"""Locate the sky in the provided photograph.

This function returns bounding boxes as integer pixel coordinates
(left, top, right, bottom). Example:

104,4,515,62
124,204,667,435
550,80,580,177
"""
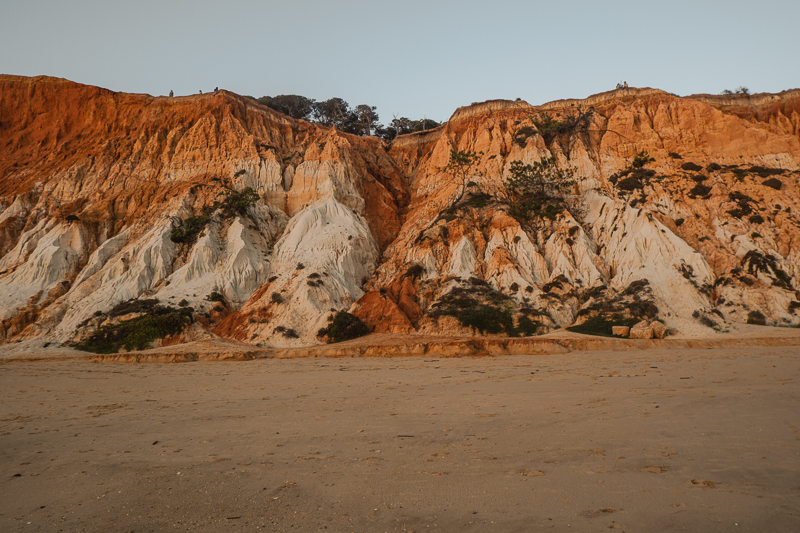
2,0,798,123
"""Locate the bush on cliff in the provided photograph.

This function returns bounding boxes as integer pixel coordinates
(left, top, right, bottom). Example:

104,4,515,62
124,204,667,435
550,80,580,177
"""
317,311,370,343
747,310,767,325
206,291,225,304
71,305,193,354
567,315,637,337
631,151,655,169
428,286,541,337
504,157,572,220
221,187,260,217
439,149,483,209
170,214,211,244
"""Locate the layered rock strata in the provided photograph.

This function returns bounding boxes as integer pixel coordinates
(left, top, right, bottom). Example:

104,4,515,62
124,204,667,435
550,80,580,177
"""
1,76,798,351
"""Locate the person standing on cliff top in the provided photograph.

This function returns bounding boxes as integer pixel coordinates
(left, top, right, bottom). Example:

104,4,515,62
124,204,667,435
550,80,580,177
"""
623,81,628,88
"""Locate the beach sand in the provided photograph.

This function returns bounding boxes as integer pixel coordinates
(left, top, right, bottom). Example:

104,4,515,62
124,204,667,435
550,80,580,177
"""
1,342,799,532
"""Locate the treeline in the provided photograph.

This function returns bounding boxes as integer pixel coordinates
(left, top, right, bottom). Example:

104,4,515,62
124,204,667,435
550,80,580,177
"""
246,94,440,140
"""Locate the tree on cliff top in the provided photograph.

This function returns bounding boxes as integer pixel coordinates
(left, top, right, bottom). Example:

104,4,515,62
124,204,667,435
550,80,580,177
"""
257,95,315,120
354,104,380,136
311,98,355,131
376,117,441,140
252,93,440,140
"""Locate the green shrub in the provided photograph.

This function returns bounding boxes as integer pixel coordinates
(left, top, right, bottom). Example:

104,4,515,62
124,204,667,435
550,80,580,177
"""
610,167,656,191
170,214,211,244
622,279,651,296
206,292,225,303
742,250,793,290
628,300,659,320
566,315,637,337
688,184,712,198
631,151,654,169
404,263,426,280
618,176,645,191
108,298,161,317
72,306,193,354
506,157,574,205
681,162,703,172
428,283,538,337
428,285,541,337
515,315,540,336
541,274,570,294
513,125,538,146
221,187,260,217
692,310,718,328
509,201,561,221
317,311,370,343
727,191,754,218
748,166,784,178
439,149,483,209
466,192,492,208
530,110,593,143
456,306,514,335
747,310,766,325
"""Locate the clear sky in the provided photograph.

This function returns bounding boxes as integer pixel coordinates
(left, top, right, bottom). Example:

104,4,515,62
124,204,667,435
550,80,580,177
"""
2,0,798,123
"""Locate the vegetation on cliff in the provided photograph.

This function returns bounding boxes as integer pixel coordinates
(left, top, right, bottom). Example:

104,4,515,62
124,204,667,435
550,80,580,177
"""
170,186,259,244
70,301,193,354
439,149,483,209
428,280,544,337
317,311,370,343
504,156,574,220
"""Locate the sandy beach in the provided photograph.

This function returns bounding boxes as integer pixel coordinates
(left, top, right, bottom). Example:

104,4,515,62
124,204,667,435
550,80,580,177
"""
1,339,799,532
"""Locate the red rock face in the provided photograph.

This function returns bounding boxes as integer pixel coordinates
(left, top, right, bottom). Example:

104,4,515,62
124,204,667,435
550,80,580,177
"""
362,89,800,337
1,77,799,351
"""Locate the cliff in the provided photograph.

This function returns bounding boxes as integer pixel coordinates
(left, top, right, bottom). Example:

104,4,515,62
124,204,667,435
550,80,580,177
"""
1,76,799,352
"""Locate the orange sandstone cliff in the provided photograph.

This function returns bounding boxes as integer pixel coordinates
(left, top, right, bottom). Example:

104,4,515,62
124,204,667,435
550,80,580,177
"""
1,76,798,351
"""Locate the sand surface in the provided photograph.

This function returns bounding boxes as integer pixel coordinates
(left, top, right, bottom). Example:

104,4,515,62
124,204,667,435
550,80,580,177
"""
1,344,799,532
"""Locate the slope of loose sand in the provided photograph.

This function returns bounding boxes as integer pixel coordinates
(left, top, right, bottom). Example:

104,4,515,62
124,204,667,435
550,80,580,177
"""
1,335,799,532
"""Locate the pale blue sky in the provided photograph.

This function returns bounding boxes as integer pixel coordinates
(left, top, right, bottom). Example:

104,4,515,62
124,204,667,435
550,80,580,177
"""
2,0,798,122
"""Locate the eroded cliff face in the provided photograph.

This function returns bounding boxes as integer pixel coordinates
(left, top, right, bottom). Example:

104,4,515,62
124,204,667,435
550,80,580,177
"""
0,77,798,351
0,76,407,347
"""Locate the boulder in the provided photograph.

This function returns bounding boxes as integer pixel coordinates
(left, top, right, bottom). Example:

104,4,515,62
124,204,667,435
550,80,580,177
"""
651,321,667,339
629,320,654,340
612,326,630,337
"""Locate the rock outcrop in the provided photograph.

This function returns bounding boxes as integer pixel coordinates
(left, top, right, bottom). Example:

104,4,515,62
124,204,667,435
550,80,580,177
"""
1,76,799,352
